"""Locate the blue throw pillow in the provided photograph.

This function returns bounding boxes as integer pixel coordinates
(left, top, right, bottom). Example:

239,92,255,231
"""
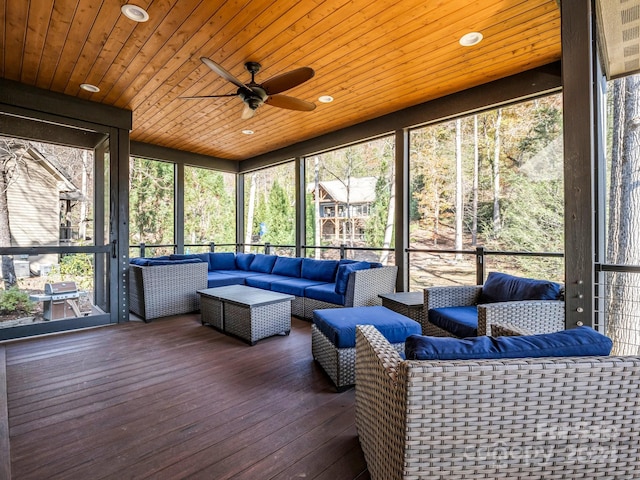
249,254,278,273
334,261,370,295
480,272,562,304
405,326,612,361
301,258,339,282
209,252,236,270
170,253,210,268
272,256,303,278
235,252,255,271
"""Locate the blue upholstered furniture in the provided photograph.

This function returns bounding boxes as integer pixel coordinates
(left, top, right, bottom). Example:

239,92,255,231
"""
424,272,565,337
354,325,632,480
312,306,421,390
129,253,398,321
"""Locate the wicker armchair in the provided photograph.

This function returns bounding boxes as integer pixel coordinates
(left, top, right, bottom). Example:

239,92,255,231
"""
423,284,565,337
355,325,640,480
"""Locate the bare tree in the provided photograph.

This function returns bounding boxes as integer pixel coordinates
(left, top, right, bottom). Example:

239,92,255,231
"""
492,109,503,233
606,75,640,355
0,139,28,288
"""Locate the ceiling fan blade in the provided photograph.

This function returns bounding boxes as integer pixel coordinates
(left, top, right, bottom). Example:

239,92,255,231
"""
261,67,315,95
265,94,316,111
179,94,238,100
241,104,256,119
200,57,246,90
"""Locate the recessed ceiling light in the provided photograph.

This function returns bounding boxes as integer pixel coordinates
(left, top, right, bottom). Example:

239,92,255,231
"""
242,130,254,135
318,95,334,103
459,32,483,47
121,4,149,22
80,83,100,93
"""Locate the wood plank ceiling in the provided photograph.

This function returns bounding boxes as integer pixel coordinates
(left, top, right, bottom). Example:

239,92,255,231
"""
0,0,561,161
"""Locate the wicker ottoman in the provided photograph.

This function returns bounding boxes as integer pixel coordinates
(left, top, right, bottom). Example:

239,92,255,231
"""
311,306,421,391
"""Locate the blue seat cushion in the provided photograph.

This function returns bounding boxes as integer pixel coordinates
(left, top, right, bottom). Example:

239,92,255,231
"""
405,326,613,361
314,306,421,348
428,306,478,338
334,261,370,295
209,252,237,271
235,252,255,271
480,271,562,304
304,283,344,306
272,256,303,278
214,269,261,280
301,258,339,282
249,254,278,273
207,272,245,288
245,274,292,290
270,278,327,297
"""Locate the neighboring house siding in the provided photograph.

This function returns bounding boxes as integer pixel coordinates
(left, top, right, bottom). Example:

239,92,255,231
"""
7,157,61,270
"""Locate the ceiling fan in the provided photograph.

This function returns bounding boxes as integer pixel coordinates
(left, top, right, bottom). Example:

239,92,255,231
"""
182,57,316,119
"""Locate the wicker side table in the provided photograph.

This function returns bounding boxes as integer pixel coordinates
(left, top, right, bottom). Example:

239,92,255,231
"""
379,291,427,334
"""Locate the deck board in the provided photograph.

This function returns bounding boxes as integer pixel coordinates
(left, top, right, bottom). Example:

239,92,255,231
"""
5,315,368,480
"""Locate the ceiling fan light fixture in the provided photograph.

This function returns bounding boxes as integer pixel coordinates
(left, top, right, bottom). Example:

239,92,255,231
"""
80,83,100,93
318,95,334,103
121,4,149,22
242,130,254,135
459,31,483,47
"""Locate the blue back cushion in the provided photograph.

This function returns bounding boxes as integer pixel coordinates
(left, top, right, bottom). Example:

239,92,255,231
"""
249,254,278,273
170,253,210,268
334,261,370,295
405,326,613,361
209,252,236,271
235,252,255,271
272,256,303,278
301,258,339,282
130,258,203,266
480,272,562,304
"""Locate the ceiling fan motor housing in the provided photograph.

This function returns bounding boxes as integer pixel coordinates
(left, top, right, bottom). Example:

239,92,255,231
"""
238,86,268,110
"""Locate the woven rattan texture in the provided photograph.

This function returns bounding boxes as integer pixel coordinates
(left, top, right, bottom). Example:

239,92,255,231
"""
128,262,208,321
477,300,565,336
224,300,291,345
200,296,224,330
312,324,404,390
356,325,640,479
490,321,534,337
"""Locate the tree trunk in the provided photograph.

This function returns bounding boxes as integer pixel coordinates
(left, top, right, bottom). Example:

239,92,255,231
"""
472,115,479,246
0,167,16,288
455,119,463,260
244,173,257,252
606,76,640,355
492,109,503,233
79,150,89,240
380,161,395,265
314,157,321,259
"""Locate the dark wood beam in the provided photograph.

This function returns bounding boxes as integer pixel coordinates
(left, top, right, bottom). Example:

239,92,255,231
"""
0,113,106,148
0,78,132,131
240,62,562,171
561,1,595,328
131,141,239,173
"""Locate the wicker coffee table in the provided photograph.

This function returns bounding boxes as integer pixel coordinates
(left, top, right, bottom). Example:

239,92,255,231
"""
198,285,294,345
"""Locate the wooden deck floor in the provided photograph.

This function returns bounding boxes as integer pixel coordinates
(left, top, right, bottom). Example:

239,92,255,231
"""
1,315,370,480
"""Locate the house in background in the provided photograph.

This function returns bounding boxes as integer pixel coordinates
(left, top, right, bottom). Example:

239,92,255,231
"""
5,145,82,276
309,176,377,242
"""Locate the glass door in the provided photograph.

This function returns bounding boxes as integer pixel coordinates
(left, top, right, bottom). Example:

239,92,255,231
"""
0,115,117,340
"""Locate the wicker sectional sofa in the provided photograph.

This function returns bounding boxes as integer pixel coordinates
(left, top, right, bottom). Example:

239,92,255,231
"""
129,252,398,321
